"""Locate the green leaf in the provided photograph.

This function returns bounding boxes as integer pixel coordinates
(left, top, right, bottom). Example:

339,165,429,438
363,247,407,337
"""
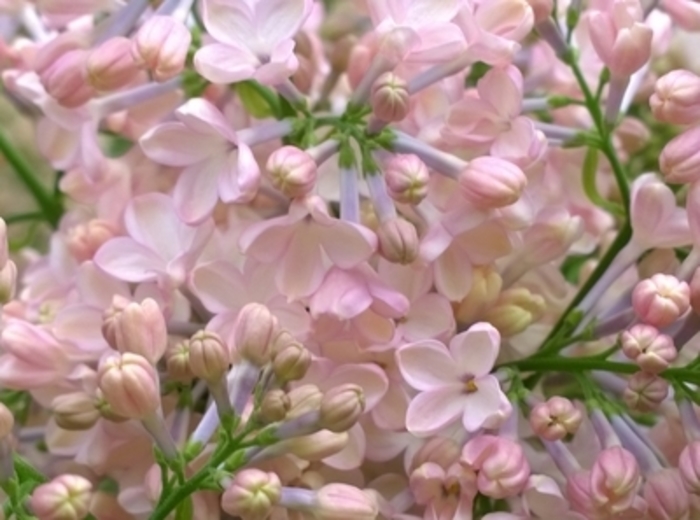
235,81,276,119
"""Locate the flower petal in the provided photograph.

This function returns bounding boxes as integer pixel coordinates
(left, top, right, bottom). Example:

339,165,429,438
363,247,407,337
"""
461,375,507,432
254,0,313,47
449,322,501,376
406,387,466,436
140,122,224,166
396,340,460,390
316,221,377,268
202,0,255,48
218,145,260,203
330,363,389,411
401,293,455,341
173,159,222,224
275,229,325,300
94,237,164,282
194,43,259,84
190,260,249,313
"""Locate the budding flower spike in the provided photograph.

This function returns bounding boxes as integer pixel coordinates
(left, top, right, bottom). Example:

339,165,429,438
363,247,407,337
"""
5,0,700,518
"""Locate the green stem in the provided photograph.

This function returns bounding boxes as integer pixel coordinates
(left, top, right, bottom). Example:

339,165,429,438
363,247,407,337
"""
0,130,62,227
2,212,44,225
503,356,638,375
13,455,46,484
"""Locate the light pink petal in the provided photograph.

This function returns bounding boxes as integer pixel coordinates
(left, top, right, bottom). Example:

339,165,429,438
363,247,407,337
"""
461,375,507,432
94,238,164,282
371,380,410,431
255,0,313,47
401,293,455,341
478,65,523,120
266,295,311,338
396,340,460,390
361,265,410,318
433,244,474,302
37,117,79,170
190,260,249,313
175,97,238,142
353,309,396,345
323,423,365,470
406,387,466,436
218,145,260,203
0,356,58,388
329,363,389,411
173,159,221,224
407,23,466,63
75,261,130,309
316,221,377,268
420,222,454,262
194,43,259,84
140,122,224,167
276,231,326,300
405,0,462,25
239,217,297,262
253,40,299,85
124,193,182,259
364,418,412,462
201,0,255,48
449,322,500,376
310,268,372,319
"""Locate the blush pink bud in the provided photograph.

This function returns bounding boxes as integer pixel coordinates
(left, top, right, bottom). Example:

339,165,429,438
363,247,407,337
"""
371,72,410,122
101,295,130,349
30,474,92,520
529,396,583,441
0,260,17,304
188,330,230,382
165,340,193,382
410,437,461,472
109,298,168,364
221,469,281,520
40,49,94,108
566,471,597,518
679,441,700,494
97,352,161,420
528,0,554,23
66,220,116,263
376,217,419,264
0,218,7,268
644,469,690,520
624,372,669,412
266,146,317,198
650,70,700,125
589,446,642,514
660,126,700,184
383,154,429,204
315,484,378,520
235,303,279,366
272,342,311,382
132,15,191,82
0,403,13,440
87,37,141,91
259,389,290,423
632,274,690,328
462,436,530,499
520,209,583,265
51,392,100,431
620,324,677,373
288,384,323,416
319,384,365,433
458,157,527,209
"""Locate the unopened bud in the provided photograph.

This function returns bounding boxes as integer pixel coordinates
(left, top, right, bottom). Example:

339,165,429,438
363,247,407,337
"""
461,435,530,499
623,372,669,412
0,260,17,304
188,330,230,382
94,388,128,423
482,287,546,337
258,389,291,424
288,384,323,417
282,430,349,460
0,403,13,439
40,49,94,107
615,117,651,156
106,298,168,364
51,392,99,431
315,483,378,520
272,342,311,382
165,340,193,382
221,469,281,520
589,446,642,513
87,36,141,91
266,146,317,198
30,474,92,520
376,217,418,264
679,441,700,494
620,324,677,373
459,157,527,209
319,384,365,432
644,469,690,520
455,265,502,325
371,72,410,122
235,303,278,366
520,208,583,265
632,274,690,328
651,69,700,126
97,352,161,420
383,154,429,205
132,15,191,83
660,126,700,185
529,396,583,441
66,220,116,263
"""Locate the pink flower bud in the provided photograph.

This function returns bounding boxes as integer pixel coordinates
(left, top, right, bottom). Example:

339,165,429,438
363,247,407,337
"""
410,437,461,472
0,218,7,269
679,441,700,494
529,396,583,441
566,471,598,518
319,384,365,433
165,340,193,383
221,469,281,520
315,483,378,520
51,392,99,431
188,330,230,382
458,157,527,209
660,126,700,184
461,435,530,499
86,36,141,91
30,474,92,520
644,469,690,520
371,72,410,122
589,446,642,514
650,70,700,125
662,0,700,32
621,324,677,373
281,430,349,460
132,15,191,83
40,49,94,107
588,2,653,78
106,298,168,364
288,384,323,416
0,260,16,304
266,146,317,198
383,154,429,205
520,208,583,265
259,389,290,423
528,0,554,23
624,372,669,412
0,403,13,440
376,217,419,264
632,274,690,328
272,342,311,382
234,303,278,366
66,220,116,263
97,352,161,420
